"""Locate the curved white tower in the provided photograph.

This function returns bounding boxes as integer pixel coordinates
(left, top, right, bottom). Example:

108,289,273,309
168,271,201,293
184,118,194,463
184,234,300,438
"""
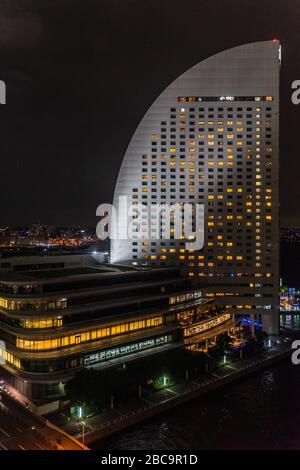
111,41,280,334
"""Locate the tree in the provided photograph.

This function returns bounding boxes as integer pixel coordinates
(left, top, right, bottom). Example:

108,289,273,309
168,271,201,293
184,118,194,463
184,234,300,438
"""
66,368,106,407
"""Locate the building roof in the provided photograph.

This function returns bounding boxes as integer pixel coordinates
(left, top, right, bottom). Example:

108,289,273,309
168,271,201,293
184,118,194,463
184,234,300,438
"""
0,263,180,285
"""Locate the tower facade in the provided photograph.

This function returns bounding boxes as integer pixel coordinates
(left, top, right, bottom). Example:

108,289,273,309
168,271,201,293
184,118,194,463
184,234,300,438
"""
111,41,280,334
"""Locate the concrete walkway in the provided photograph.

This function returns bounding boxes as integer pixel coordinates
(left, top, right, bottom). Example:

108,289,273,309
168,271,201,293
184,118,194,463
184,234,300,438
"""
54,340,292,445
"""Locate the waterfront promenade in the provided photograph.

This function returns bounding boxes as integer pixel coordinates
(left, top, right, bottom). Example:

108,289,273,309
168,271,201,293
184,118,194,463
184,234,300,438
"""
55,340,292,445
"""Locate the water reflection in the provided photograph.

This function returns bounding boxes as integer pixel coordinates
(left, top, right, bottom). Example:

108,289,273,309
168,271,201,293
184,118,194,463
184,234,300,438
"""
94,316,300,450
281,313,300,330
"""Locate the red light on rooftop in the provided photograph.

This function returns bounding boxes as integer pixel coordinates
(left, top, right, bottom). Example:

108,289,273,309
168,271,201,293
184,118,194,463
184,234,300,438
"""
272,38,279,43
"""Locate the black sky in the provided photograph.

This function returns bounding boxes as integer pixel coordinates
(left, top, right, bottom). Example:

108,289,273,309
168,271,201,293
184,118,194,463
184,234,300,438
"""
0,0,299,227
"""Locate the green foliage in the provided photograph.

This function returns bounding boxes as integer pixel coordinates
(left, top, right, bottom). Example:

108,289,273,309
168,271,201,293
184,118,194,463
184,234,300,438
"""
65,349,210,407
65,368,106,407
208,332,233,357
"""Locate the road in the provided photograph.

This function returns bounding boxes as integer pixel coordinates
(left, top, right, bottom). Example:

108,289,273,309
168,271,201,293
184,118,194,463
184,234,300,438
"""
0,385,87,450
0,401,52,450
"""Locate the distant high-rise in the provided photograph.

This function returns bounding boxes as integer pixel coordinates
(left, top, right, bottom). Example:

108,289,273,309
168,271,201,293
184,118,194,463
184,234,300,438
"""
111,41,280,334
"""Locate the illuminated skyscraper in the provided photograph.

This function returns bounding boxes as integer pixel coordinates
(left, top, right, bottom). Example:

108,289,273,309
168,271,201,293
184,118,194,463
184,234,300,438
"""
111,41,280,334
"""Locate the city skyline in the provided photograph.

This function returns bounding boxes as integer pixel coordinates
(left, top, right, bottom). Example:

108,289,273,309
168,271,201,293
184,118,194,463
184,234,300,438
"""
0,1,299,454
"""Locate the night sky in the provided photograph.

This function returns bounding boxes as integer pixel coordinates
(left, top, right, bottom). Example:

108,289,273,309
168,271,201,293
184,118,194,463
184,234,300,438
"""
0,0,299,228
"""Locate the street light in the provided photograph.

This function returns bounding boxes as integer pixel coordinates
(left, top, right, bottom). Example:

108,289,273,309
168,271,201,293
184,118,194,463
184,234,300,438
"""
80,421,86,445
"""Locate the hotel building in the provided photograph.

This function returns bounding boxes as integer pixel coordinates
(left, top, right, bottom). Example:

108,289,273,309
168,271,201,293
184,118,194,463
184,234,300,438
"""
111,41,280,335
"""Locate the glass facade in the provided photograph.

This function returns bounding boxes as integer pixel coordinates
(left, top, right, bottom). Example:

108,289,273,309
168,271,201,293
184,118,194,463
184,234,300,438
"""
15,315,164,350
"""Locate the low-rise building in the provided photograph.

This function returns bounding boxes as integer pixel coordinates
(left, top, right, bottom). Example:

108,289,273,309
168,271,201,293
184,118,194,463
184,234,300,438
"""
0,254,230,406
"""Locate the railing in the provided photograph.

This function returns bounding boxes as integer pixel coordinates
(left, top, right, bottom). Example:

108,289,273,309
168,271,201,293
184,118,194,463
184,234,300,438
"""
78,345,291,440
